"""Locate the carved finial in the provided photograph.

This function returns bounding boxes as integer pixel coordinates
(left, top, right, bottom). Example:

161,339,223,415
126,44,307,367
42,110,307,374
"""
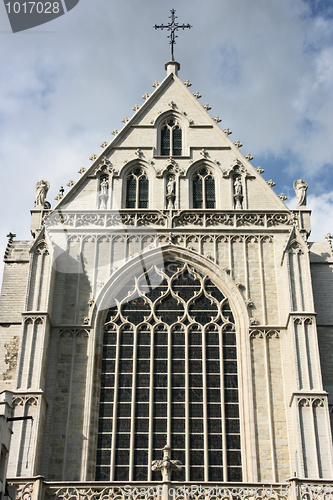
152,81,160,88
132,104,140,111
200,148,209,158
203,103,211,110
89,154,98,161
54,186,64,201
183,80,192,87
267,179,276,187
78,167,86,174
151,445,182,482
168,101,177,109
245,154,253,161
67,180,75,188
142,93,151,100
278,193,288,201
223,128,232,135
234,141,243,148
100,142,109,148
256,166,265,174
193,91,202,99
135,149,143,158
293,179,308,207
213,116,221,123
6,232,16,241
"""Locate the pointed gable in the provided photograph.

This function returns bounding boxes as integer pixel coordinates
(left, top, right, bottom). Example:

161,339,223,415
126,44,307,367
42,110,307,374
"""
54,67,288,213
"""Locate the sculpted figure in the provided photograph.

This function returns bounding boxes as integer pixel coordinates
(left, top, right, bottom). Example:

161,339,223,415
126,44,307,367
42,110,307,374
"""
100,177,108,196
167,176,176,195
233,176,243,209
99,177,109,209
293,179,308,207
234,176,242,195
35,180,50,207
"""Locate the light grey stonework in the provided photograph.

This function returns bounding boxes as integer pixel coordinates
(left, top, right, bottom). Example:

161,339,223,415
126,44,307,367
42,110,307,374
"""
1,61,332,495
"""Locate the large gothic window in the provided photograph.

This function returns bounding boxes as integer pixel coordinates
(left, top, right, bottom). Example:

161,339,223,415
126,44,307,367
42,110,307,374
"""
193,168,215,208
160,118,182,156
125,168,149,208
96,261,242,483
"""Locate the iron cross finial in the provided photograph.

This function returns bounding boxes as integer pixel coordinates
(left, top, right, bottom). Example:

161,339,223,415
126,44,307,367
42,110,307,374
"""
154,9,192,61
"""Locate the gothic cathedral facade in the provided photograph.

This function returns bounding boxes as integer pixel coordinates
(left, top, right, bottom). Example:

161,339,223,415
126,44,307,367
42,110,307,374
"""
0,60,333,498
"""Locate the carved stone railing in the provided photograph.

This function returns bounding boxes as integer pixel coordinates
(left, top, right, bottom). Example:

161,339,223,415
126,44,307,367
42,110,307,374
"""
43,210,298,231
7,478,333,500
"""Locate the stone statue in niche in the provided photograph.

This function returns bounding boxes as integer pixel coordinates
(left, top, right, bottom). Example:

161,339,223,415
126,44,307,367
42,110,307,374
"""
99,176,109,209
293,179,308,207
35,180,50,208
233,176,243,209
166,175,176,209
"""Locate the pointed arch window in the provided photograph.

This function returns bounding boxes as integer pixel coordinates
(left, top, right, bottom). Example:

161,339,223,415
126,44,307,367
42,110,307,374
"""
126,168,149,208
96,261,242,483
160,118,182,156
193,168,215,208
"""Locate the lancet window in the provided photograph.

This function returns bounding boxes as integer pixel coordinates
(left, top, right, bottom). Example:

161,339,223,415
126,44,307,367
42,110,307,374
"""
96,261,242,483
160,118,182,156
125,168,149,208
192,168,215,208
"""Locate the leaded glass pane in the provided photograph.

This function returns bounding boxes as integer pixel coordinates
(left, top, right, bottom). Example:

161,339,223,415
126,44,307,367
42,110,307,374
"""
161,126,170,155
205,175,215,208
126,175,136,208
193,176,203,208
173,126,182,156
138,176,148,208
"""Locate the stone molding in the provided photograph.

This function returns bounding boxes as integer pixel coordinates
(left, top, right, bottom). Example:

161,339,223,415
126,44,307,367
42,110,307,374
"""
44,210,294,230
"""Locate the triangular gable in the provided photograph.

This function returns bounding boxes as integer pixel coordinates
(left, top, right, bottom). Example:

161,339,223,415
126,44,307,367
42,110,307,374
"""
51,68,290,212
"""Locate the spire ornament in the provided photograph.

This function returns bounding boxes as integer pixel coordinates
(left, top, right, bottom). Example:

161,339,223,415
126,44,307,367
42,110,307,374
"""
154,9,192,61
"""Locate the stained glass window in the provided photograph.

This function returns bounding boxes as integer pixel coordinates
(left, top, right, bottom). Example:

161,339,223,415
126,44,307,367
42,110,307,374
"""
125,168,148,209
160,118,182,156
96,261,242,482
193,168,215,208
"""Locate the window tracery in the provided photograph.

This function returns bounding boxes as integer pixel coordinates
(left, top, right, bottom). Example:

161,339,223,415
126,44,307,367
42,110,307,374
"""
96,261,242,482
125,168,149,208
160,118,182,156
192,168,215,209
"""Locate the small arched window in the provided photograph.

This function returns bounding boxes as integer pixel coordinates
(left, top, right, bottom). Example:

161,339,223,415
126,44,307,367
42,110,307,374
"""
160,118,182,156
126,168,149,208
193,168,215,208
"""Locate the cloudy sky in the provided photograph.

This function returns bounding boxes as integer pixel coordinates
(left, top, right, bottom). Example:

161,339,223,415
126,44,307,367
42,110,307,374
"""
0,0,333,277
